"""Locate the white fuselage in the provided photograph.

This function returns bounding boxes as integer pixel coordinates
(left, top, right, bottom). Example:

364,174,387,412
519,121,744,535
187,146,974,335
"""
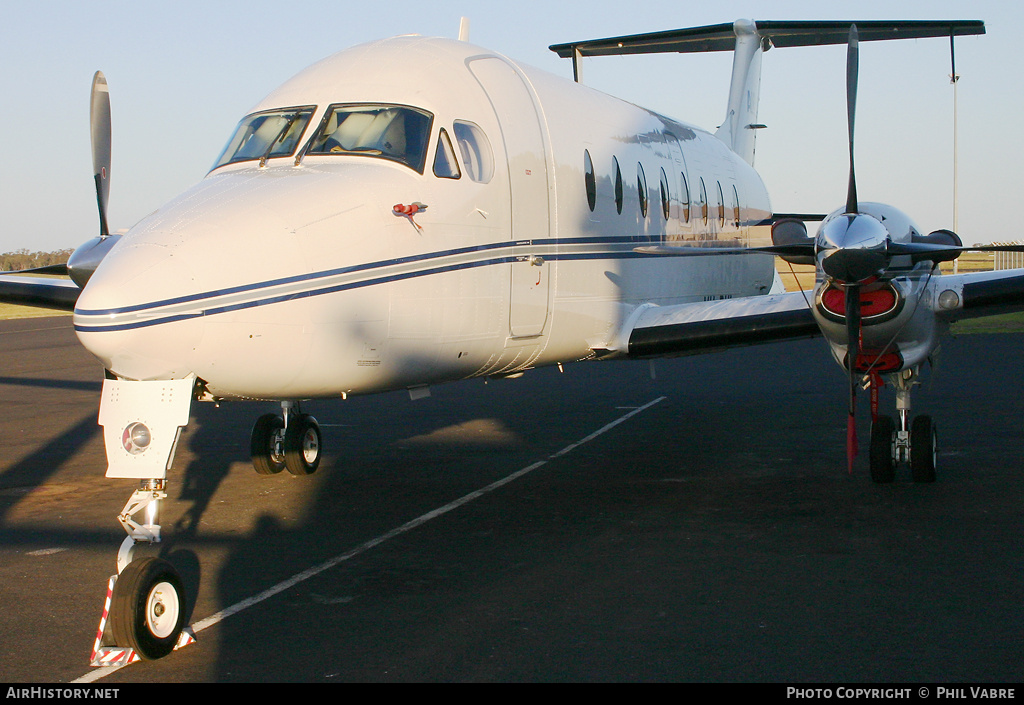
73,36,773,400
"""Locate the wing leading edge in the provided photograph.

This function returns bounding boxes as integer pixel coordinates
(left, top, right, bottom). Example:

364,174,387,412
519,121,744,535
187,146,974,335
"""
619,291,819,359
0,276,80,311
939,269,1024,321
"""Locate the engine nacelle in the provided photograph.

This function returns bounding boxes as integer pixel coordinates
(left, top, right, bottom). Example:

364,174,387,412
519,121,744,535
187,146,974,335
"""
67,234,121,288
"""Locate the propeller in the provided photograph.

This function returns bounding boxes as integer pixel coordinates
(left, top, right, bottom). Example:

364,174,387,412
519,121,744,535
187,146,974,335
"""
845,26,859,216
66,71,120,288
2,72,114,284
841,25,863,473
90,71,112,239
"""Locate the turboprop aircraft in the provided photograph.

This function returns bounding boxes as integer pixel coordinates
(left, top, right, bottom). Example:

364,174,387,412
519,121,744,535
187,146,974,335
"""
3,18,1024,664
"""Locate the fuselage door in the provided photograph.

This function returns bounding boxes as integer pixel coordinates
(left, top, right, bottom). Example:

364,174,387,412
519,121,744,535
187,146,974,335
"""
469,57,551,338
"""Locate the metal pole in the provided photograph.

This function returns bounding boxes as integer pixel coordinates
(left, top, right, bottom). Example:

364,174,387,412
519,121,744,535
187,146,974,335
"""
950,32,960,273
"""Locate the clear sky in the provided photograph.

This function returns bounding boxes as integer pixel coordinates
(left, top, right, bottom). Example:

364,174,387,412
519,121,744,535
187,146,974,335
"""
1,0,1020,250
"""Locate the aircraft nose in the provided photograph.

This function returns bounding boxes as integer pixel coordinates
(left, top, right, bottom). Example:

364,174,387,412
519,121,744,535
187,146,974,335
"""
74,240,205,381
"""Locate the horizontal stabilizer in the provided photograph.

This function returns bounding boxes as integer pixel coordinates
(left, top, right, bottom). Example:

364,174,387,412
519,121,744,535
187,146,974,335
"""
550,20,984,58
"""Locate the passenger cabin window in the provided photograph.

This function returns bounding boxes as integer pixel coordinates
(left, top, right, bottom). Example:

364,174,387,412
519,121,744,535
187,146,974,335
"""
699,178,708,225
716,181,726,227
584,150,596,212
305,104,433,173
213,106,316,169
681,172,691,223
659,168,670,221
433,129,461,179
637,163,648,218
613,157,623,214
732,185,741,228
453,121,494,183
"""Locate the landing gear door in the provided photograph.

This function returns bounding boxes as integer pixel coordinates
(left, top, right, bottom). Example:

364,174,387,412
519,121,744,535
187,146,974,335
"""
469,57,551,338
99,377,195,479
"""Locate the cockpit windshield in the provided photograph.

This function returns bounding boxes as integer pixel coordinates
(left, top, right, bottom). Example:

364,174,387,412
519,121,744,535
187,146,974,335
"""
213,106,316,169
303,104,433,173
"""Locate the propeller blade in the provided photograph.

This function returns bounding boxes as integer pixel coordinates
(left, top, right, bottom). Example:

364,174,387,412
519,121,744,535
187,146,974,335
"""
845,25,859,215
885,240,1024,264
90,71,111,238
0,264,70,277
845,283,861,473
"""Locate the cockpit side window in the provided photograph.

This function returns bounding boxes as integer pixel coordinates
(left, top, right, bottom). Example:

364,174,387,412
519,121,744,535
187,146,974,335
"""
452,121,494,183
304,104,433,173
433,129,461,179
213,106,316,169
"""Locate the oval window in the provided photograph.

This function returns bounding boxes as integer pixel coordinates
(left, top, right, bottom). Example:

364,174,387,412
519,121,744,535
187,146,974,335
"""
659,168,670,221
732,184,741,228
637,163,648,218
717,181,726,227
699,178,708,225
681,172,691,223
584,150,596,212
613,157,623,215
453,121,494,183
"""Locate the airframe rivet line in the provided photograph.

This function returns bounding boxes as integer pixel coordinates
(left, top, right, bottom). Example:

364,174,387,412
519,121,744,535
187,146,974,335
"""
72,395,667,683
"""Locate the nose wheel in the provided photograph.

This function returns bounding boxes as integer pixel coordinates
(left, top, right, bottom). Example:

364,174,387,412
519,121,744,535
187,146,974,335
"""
250,403,321,476
108,557,186,661
910,415,937,483
867,368,937,483
869,415,896,483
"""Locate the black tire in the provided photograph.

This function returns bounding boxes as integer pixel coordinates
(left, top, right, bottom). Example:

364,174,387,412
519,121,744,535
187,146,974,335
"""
911,415,937,483
109,558,186,660
284,414,321,476
251,413,285,475
869,415,896,483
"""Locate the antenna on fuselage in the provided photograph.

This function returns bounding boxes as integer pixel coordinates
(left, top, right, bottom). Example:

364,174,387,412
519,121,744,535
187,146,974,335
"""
458,17,470,42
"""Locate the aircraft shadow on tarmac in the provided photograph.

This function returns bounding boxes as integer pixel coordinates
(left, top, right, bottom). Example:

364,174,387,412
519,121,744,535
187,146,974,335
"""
3,330,1023,681
95,333,1024,682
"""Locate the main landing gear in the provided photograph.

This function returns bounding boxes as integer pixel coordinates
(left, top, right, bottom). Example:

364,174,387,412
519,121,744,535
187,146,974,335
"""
868,367,937,483
250,401,322,476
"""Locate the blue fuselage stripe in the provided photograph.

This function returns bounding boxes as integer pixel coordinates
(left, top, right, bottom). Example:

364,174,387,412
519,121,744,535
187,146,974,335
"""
73,236,666,333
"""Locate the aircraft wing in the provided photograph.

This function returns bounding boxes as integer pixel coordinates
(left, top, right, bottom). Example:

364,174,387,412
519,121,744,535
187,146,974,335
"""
606,290,819,359
0,275,80,311
936,269,1024,321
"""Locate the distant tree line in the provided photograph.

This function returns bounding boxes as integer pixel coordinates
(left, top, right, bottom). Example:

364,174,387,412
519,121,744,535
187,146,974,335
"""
0,248,74,272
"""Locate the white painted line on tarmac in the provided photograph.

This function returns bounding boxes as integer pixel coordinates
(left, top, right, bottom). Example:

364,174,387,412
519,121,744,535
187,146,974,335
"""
74,395,666,683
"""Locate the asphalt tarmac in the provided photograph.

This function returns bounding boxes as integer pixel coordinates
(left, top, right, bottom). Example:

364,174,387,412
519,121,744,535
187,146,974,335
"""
1,316,1022,683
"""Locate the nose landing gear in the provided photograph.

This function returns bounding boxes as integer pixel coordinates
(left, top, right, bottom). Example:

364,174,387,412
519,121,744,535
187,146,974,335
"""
90,376,196,666
868,367,937,483
91,480,195,666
